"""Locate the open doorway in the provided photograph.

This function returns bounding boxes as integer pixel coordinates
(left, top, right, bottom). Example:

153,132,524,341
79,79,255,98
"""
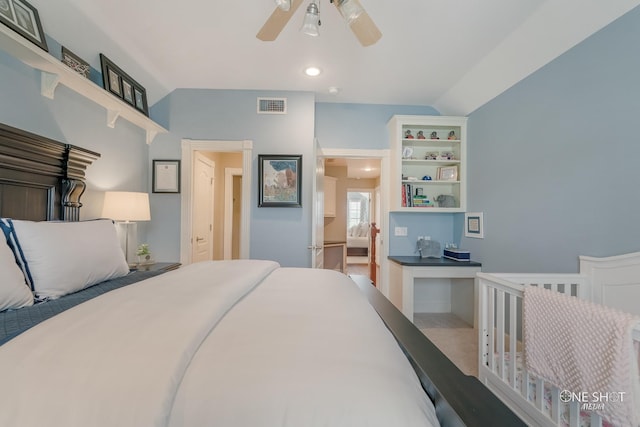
323,156,382,283
346,190,371,265
180,139,252,265
193,151,242,261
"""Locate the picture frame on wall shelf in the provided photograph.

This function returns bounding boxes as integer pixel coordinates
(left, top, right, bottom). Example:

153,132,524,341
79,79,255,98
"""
152,160,180,194
61,46,90,78
99,53,149,116
437,165,458,181
0,0,48,51
258,154,302,208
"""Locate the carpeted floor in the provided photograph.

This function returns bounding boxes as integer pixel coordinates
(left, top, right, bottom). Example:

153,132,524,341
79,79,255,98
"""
420,327,478,377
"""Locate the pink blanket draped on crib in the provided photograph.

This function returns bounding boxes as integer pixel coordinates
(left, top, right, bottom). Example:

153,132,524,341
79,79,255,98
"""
523,285,640,427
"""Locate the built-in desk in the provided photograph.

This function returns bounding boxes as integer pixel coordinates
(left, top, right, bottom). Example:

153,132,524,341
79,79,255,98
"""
388,256,482,326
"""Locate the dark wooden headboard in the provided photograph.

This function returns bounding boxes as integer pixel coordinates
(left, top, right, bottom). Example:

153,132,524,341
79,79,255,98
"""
0,123,99,221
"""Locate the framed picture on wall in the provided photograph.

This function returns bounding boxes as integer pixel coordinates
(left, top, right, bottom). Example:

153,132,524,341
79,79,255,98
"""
258,154,302,207
152,160,180,193
465,212,484,239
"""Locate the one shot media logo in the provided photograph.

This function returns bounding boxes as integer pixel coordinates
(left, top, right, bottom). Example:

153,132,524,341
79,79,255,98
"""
559,390,627,411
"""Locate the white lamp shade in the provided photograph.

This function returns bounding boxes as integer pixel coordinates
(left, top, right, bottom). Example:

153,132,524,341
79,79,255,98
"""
102,191,151,222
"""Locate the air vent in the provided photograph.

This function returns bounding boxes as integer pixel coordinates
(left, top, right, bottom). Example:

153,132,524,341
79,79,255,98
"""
257,98,287,114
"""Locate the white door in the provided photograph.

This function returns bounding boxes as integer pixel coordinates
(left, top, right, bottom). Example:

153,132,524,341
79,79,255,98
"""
311,139,324,268
191,152,214,263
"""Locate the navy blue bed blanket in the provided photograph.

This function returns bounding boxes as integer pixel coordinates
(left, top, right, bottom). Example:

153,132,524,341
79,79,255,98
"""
0,269,165,345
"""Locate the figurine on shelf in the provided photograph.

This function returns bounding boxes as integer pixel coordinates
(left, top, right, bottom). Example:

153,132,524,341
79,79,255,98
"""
417,130,426,139
448,130,457,140
430,131,439,139
405,130,414,139
424,152,438,160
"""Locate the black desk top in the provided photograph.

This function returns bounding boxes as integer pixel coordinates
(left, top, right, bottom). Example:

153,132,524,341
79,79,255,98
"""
388,255,481,267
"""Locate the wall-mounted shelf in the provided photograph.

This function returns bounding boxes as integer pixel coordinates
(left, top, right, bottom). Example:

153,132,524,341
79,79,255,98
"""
0,25,167,144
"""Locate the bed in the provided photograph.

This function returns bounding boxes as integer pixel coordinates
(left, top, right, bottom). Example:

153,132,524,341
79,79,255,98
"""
478,255,640,427
0,122,525,427
347,222,370,256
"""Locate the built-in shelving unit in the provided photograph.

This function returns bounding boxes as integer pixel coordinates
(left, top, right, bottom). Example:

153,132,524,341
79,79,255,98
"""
388,115,468,212
0,25,167,144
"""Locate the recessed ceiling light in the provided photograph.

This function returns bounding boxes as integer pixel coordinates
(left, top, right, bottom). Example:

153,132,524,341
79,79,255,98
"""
304,67,321,77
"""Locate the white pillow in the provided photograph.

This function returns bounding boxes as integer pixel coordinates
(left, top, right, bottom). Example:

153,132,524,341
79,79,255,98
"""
0,239,33,311
357,223,369,237
10,219,129,300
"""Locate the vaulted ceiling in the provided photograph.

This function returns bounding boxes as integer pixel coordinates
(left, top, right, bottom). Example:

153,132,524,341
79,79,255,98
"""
27,0,640,115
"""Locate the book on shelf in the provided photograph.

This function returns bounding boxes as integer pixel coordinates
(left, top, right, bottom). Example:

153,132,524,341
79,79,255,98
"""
402,183,433,207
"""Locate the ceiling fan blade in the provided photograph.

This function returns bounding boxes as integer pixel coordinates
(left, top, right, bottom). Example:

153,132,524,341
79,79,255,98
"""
332,0,381,47
257,0,304,41
349,9,381,46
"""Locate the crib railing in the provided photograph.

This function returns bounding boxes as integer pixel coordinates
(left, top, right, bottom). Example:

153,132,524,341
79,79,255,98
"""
477,272,633,427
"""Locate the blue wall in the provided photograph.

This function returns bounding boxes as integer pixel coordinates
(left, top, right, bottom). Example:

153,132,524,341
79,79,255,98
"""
3,4,640,272
148,98,441,266
315,103,438,149
462,6,640,273
0,50,150,227
148,89,316,267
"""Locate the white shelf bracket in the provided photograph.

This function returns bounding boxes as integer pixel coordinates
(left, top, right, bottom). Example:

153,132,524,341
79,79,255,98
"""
40,71,60,99
145,129,158,145
106,109,120,128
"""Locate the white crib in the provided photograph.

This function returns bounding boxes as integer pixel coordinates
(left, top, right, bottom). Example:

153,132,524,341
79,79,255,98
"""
478,252,640,427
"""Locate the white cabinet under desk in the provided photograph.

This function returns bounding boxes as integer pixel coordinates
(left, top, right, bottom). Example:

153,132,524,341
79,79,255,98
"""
388,256,481,327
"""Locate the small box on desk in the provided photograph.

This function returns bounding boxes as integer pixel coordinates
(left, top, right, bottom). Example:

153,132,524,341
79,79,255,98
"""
443,248,470,261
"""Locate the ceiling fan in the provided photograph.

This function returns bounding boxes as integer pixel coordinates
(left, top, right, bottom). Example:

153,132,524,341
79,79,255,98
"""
257,0,381,47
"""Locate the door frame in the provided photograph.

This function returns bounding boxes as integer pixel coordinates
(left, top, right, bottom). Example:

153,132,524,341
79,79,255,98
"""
315,148,390,297
311,138,324,268
224,167,243,260
180,139,252,265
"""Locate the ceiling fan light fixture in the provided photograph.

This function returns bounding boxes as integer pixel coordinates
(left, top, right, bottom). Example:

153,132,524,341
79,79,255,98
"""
274,0,291,11
300,1,320,37
336,0,363,24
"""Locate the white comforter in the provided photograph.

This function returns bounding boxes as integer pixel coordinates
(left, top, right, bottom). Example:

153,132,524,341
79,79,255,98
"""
0,260,438,427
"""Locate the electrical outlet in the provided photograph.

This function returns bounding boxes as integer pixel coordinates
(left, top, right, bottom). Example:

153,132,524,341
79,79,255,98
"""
394,226,408,236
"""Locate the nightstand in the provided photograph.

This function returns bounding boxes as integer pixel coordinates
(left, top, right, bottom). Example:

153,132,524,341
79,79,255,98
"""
133,262,181,272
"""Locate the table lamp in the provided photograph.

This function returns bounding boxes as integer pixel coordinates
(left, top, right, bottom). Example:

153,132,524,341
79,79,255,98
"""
102,191,151,266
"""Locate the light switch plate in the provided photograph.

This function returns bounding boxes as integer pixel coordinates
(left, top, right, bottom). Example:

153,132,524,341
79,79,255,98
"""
394,226,408,236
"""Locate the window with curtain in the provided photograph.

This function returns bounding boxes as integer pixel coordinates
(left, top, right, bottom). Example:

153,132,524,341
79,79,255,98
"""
347,191,370,229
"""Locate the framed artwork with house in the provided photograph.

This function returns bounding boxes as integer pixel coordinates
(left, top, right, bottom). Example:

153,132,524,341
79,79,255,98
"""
258,154,302,207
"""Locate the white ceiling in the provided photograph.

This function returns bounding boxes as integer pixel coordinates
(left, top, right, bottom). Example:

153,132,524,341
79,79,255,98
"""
326,157,380,179
27,0,640,115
